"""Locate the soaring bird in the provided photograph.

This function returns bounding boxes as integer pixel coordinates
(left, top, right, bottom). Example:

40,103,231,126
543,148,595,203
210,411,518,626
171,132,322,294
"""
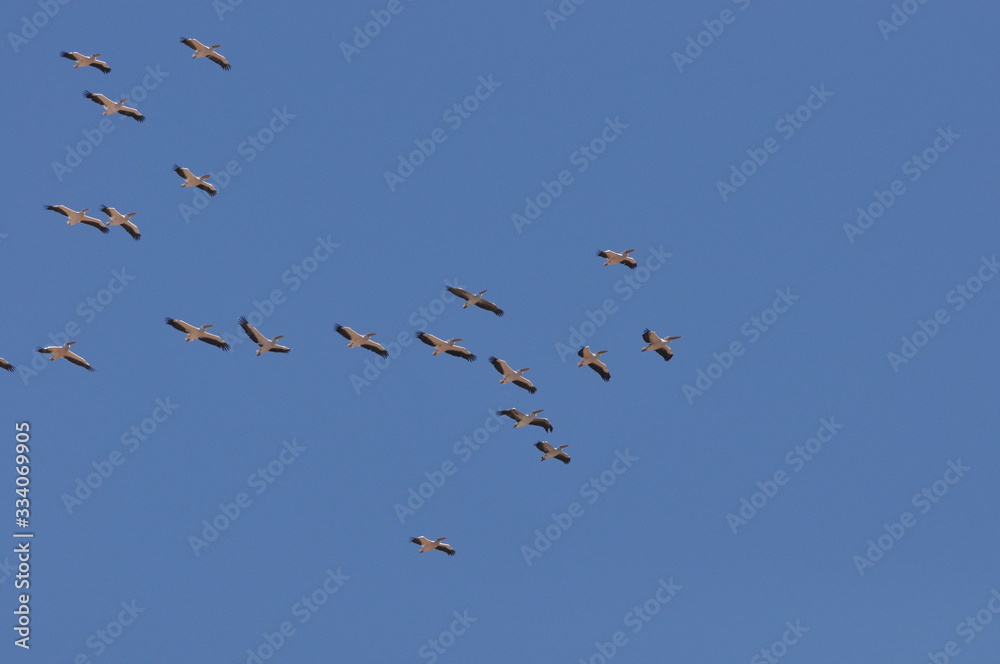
534,441,571,464
173,165,217,196
83,91,144,122
642,329,682,362
99,205,141,240
416,332,476,361
597,249,637,269
0,358,14,373
410,536,455,556
335,325,389,358
489,357,536,393
498,408,552,432
578,346,610,382
180,37,231,70
447,287,504,317
36,342,94,371
165,318,230,350
45,205,108,233
239,317,291,355
61,51,110,73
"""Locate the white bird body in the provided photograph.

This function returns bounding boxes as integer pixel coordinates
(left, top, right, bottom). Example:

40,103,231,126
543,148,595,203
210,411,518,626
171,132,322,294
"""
173,165,217,196
100,205,141,240
416,332,476,361
578,346,611,381
239,317,291,355
597,249,637,269
410,536,455,556
447,287,504,316
335,325,388,358
180,38,231,70
61,51,110,73
642,329,682,362
36,342,94,371
489,357,536,393
165,318,230,350
45,205,108,233
84,91,144,121
535,441,571,464
498,408,552,432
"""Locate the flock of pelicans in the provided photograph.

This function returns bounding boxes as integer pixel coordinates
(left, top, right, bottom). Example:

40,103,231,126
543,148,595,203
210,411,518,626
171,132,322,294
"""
12,41,683,558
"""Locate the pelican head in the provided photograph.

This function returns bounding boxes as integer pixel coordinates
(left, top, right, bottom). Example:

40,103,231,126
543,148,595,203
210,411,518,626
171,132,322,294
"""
450,338,463,343
81,208,89,212
203,324,214,329
66,341,77,346
273,335,285,341
530,410,543,416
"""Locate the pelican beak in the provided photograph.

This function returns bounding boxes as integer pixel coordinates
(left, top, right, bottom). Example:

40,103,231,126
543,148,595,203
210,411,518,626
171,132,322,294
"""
204,324,214,329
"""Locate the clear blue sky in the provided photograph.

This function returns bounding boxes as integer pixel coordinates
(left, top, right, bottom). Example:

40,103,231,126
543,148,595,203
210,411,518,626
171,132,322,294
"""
3,0,999,661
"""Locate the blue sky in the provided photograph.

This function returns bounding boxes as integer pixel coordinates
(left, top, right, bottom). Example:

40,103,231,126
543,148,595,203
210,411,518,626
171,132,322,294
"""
3,0,999,661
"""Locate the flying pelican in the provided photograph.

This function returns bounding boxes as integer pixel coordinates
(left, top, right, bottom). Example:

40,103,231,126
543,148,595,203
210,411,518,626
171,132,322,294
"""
36,342,94,371
498,408,552,432
642,329,682,362
60,51,110,73
335,325,388,358
0,358,14,373
416,332,476,361
45,205,108,233
447,287,504,317
578,346,610,382
83,91,144,122
597,249,637,269
410,536,455,556
99,205,141,240
535,441,571,464
173,165,217,196
165,318,230,350
489,357,536,393
239,317,291,355
180,38,231,70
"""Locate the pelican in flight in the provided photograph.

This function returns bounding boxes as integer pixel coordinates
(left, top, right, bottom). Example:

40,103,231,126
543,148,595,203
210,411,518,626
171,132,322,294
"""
334,325,388,358
447,287,504,317
535,441,571,464
597,249,637,269
578,346,610,382
180,38,231,70
61,51,110,73
36,342,94,371
165,318,230,350
0,358,14,373
498,408,552,432
84,91,144,122
99,205,141,240
642,329,681,362
416,332,476,361
410,536,455,556
45,205,108,233
489,357,536,393
239,317,290,355
173,165,217,196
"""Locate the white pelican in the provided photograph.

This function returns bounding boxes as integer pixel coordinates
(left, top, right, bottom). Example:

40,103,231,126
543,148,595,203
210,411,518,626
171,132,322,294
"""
335,325,388,358
597,249,637,269
642,329,681,362
36,342,94,371
489,357,536,393
239,316,291,355
83,91,144,122
173,165,217,196
165,318,230,350
410,536,455,556
180,37,232,70
535,441,571,464
498,408,552,432
447,287,504,317
45,205,108,233
0,358,14,373
577,346,610,382
60,51,110,73
416,332,476,362
99,205,141,240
